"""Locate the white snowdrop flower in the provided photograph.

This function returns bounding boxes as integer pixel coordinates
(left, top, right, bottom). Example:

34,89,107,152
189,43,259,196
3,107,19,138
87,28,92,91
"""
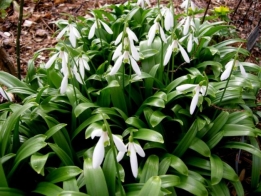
73,55,90,84
137,0,151,8
180,0,196,11
109,50,141,76
45,52,59,69
0,87,12,101
164,40,190,66
60,73,69,94
88,19,113,39
117,141,145,178
187,33,198,52
220,60,247,81
147,21,167,46
163,8,174,31
45,50,68,71
56,21,81,48
91,128,126,168
176,84,207,115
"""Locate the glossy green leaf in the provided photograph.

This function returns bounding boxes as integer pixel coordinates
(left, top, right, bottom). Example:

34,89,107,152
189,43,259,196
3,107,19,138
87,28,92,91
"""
45,166,82,183
74,103,98,117
48,143,74,166
138,176,161,196
222,142,261,158
158,157,171,175
59,191,90,196
160,175,180,188
63,178,78,191
231,181,244,196
30,153,52,175
175,176,208,196
140,155,159,183
189,137,211,157
209,180,230,196
33,182,63,196
149,111,167,128
249,137,261,189
84,158,109,196
8,134,47,178
210,155,223,185
0,187,25,196
165,154,188,176
222,124,258,137
134,129,163,143
125,117,147,129
45,123,67,139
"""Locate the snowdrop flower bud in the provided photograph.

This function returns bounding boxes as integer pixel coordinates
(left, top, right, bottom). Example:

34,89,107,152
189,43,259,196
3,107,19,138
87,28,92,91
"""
73,55,90,84
180,0,196,11
137,0,151,8
163,8,174,31
91,127,127,168
176,84,207,115
147,21,167,46
117,141,145,178
88,19,113,39
220,60,247,81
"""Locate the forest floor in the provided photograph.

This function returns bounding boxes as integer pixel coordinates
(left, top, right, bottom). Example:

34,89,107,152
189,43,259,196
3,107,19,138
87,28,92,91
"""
0,0,261,195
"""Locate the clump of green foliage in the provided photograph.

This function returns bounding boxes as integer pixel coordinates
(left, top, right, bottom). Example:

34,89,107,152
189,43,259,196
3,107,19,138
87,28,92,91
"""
0,0,261,195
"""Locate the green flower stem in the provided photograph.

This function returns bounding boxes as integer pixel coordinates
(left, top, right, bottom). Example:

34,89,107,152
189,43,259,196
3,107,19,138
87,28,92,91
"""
102,115,125,196
159,39,164,82
171,51,175,81
95,17,104,58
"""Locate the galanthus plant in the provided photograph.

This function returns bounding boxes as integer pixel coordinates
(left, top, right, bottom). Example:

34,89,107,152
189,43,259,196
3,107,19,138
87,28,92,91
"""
1,0,261,196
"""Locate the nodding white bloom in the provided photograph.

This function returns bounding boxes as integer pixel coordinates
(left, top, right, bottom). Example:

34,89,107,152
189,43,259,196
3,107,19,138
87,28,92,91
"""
220,60,247,81
0,87,12,101
180,0,196,11
72,55,90,84
179,16,195,35
147,21,167,46
45,50,69,94
187,33,198,52
176,84,207,115
88,19,113,39
56,21,81,48
137,0,151,8
162,7,174,31
91,128,127,168
164,40,190,66
117,141,145,178
110,30,141,75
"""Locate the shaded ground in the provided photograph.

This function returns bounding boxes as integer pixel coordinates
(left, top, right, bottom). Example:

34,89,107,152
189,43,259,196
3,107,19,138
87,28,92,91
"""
0,0,261,195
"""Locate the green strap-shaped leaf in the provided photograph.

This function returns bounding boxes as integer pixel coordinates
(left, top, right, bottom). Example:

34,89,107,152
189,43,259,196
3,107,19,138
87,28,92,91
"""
48,143,74,166
158,157,171,175
45,123,67,139
140,155,159,183
231,181,244,196
8,134,47,178
45,166,82,183
207,131,224,149
189,137,211,157
0,71,30,89
208,180,230,196
63,178,79,191
1,102,37,156
173,119,198,157
30,153,52,175
175,176,208,196
83,158,109,196
33,182,63,196
59,191,90,196
0,187,25,196
165,154,188,176
138,176,161,196
0,162,8,187
160,175,180,188
222,142,261,158
249,137,261,189
149,111,167,128
125,117,147,129
223,124,258,137
134,129,163,143
74,103,98,118
210,155,223,185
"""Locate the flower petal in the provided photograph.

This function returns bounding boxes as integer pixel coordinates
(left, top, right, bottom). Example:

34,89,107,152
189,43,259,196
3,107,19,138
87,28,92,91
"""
92,136,105,168
130,42,139,61
109,54,124,75
60,74,68,94
178,43,190,63
159,26,167,43
91,129,103,139
69,29,77,47
115,32,123,45
56,27,68,40
112,135,127,152
88,22,97,39
187,34,193,52
129,55,141,75
183,16,190,35
164,9,173,31
117,151,126,162
190,85,200,115
112,44,123,60
176,84,197,92
133,143,145,157
129,143,138,178
73,66,83,84
238,62,247,77
45,52,59,69
220,60,233,81
200,86,207,96
126,27,138,42
71,25,80,38
100,20,113,34
147,23,157,46
163,44,173,66
145,0,151,6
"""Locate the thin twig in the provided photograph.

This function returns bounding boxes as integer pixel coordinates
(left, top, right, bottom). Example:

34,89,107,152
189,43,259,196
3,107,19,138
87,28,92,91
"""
16,0,24,80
